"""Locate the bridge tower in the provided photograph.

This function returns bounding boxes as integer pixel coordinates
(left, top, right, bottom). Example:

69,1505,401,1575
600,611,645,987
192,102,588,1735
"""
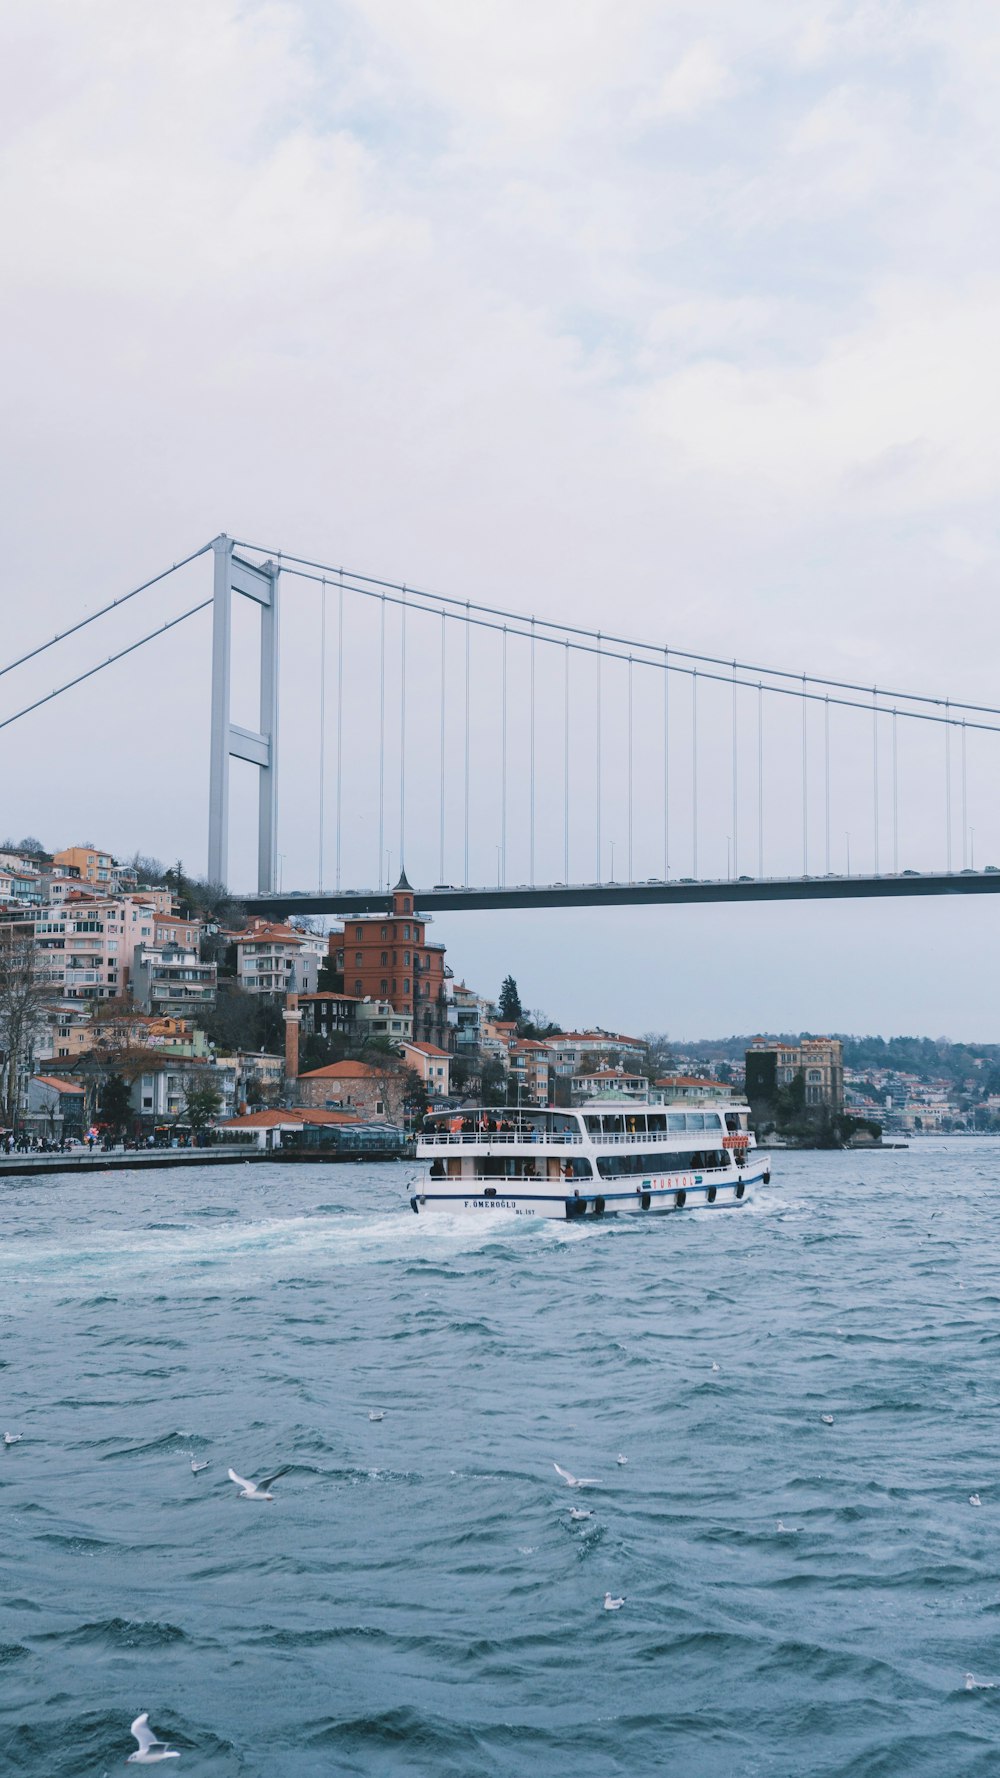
207,534,281,893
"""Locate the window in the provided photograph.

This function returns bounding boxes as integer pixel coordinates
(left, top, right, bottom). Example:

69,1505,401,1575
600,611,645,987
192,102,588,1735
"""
355,951,363,964
403,951,410,965
404,980,410,995
381,927,387,939
381,979,388,995
376,1100,385,1114
354,979,363,995
381,952,388,966
355,926,363,939
403,925,410,939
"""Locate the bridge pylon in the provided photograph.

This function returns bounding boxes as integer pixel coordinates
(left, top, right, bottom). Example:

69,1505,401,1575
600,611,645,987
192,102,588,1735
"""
207,535,281,893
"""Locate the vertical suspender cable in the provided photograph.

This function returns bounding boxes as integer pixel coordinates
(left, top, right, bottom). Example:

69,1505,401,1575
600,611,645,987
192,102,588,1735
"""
335,573,344,892
563,641,570,883
439,610,447,884
318,578,327,891
692,669,699,879
378,595,386,888
757,683,764,877
663,647,669,879
892,708,899,876
961,720,968,870
399,588,407,874
529,618,536,886
731,661,738,880
945,698,952,871
464,605,471,886
627,655,634,882
824,696,831,876
872,687,879,875
801,676,808,876
596,635,603,881
500,625,508,887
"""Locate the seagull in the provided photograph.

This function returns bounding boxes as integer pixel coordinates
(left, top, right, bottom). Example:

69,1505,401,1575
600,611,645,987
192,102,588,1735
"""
553,1462,598,1488
616,1453,628,1466
776,1521,802,1533
965,1672,997,1690
127,1712,179,1763
835,1327,844,1335
3,1432,22,1446
368,1410,384,1422
228,1465,290,1501
970,1494,982,1507
711,1362,721,1372
821,1414,834,1426
603,1593,625,1610
189,1456,210,1474
569,1507,593,1520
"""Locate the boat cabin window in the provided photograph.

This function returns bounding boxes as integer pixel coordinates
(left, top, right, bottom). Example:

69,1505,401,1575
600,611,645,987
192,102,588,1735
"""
596,1148,731,1178
725,1110,748,1133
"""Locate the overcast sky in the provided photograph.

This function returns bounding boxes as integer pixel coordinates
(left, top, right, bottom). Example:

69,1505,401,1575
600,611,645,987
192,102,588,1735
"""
3,1,1000,1038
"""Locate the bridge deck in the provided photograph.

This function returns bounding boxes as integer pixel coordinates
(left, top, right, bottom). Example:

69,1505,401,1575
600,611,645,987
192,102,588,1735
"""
245,870,1000,918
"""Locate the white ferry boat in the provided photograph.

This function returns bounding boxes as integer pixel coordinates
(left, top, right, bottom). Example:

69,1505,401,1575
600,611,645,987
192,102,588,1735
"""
410,1097,769,1219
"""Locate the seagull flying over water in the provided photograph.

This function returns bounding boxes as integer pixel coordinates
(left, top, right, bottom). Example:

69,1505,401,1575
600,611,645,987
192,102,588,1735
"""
228,1465,290,1500
966,1672,997,1690
3,1432,22,1446
603,1593,625,1610
127,1712,179,1763
553,1462,598,1488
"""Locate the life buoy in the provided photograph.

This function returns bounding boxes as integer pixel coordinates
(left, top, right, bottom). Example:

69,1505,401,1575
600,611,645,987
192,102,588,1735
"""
410,1196,419,1214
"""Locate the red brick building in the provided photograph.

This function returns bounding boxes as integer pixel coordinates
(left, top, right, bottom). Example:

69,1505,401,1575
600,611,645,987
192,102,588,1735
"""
327,873,449,1048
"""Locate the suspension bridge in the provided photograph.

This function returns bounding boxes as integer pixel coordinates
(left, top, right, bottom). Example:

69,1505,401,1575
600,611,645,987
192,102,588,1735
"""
4,531,999,916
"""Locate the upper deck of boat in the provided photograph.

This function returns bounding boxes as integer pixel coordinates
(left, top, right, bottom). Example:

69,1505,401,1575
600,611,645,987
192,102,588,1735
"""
417,1100,749,1150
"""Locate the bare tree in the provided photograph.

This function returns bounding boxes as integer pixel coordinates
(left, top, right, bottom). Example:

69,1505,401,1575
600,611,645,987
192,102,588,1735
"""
0,930,55,1127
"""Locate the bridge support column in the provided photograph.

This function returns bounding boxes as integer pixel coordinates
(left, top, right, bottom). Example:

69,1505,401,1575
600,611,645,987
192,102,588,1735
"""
207,535,281,893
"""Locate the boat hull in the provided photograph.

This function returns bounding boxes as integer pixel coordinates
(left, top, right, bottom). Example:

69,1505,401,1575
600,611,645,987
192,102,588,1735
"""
410,1168,763,1219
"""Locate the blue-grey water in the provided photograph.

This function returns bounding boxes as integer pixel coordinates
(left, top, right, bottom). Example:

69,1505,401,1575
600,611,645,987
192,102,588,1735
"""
2,1144,999,1776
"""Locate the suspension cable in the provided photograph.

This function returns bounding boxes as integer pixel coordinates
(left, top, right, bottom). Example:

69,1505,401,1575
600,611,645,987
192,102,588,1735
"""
378,596,385,889
439,610,447,885
663,647,669,880
824,696,831,876
692,669,699,879
530,619,536,886
269,562,999,734
336,573,344,893
0,600,210,734
731,661,738,880
596,636,603,881
399,588,407,875
233,538,996,721
318,578,327,891
464,606,471,886
0,542,212,685
802,677,808,876
627,655,634,883
872,687,879,875
563,641,570,883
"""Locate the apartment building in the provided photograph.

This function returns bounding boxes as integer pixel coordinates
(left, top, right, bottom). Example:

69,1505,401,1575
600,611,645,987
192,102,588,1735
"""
52,845,114,887
233,920,319,995
543,1031,648,1077
130,939,217,1016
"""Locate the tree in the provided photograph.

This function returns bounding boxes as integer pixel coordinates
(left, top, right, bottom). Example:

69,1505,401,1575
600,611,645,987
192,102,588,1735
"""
0,931,55,1127
498,975,523,1022
182,1075,223,1133
100,1072,133,1137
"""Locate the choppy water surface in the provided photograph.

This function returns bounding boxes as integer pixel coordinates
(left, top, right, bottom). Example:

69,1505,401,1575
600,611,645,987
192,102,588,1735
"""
2,1145,1000,1776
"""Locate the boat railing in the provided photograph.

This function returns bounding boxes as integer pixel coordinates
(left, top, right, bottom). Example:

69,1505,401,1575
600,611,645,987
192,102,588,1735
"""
418,1130,583,1147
